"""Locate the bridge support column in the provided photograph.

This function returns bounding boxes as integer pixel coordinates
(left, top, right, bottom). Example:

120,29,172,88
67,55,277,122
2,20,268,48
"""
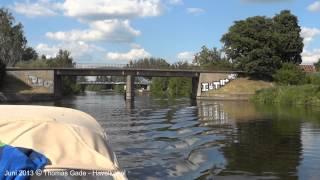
191,77,199,100
125,75,134,100
54,72,62,98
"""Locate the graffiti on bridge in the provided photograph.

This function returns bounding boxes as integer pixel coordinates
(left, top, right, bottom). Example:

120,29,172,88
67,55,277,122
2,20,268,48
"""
27,75,53,88
201,74,237,92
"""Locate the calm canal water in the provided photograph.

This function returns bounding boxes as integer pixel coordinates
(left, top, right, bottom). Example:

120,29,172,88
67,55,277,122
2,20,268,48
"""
11,92,320,180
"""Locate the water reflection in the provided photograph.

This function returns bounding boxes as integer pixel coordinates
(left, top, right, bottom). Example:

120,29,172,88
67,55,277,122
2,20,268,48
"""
3,93,320,180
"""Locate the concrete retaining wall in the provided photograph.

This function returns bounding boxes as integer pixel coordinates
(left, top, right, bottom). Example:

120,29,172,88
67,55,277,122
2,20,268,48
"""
197,73,251,100
197,73,232,97
6,70,54,93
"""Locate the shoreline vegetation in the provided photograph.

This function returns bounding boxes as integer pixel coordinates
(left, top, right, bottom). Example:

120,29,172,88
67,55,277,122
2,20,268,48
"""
252,73,320,106
252,85,320,106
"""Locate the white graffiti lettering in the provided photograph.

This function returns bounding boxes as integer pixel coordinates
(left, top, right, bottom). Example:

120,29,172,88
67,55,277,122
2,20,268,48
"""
201,74,238,92
28,75,53,88
201,83,209,92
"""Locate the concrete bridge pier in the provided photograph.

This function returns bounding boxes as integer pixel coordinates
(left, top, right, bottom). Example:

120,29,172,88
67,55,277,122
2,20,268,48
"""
54,73,62,98
125,75,135,101
191,76,199,100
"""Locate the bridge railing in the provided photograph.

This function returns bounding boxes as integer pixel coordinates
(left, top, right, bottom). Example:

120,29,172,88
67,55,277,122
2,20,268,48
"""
75,64,128,69
74,63,235,71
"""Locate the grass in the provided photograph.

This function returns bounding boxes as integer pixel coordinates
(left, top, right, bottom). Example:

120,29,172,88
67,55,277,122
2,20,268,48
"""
252,85,320,106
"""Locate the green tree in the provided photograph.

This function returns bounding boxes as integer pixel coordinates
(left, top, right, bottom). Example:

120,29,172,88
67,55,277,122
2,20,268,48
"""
221,10,303,79
168,77,192,97
272,10,303,64
0,8,27,66
194,46,222,65
273,63,306,85
47,50,79,95
47,50,74,68
171,61,190,69
22,47,38,61
150,77,169,97
129,57,170,69
193,46,233,70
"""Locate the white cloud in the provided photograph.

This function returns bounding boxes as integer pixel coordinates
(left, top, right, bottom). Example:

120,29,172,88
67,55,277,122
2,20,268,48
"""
300,27,320,64
308,1,320,12
46,19,140,42
186,8,205,15
35,41,103,60
13,0,62,17
177,51,195,62
13,0,164,19
106,48,151,62
301,27,320,46
302,49,320,64
62,0,163,20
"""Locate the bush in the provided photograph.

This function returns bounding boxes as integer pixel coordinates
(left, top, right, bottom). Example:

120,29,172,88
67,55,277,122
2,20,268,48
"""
314,59,320,71
307,73,320,85
15,59,49,68
0,60,6,87
150,77,168,97
253,85,320,106
273,63,306,85
168,77,192,97
114,85,124,93
61,77,81,96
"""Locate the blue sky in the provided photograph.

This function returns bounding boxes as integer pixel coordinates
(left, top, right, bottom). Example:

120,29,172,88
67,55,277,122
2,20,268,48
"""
1,0,320,64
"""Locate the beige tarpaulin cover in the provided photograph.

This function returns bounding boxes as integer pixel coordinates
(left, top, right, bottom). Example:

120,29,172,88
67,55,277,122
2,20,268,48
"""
0,105,127,180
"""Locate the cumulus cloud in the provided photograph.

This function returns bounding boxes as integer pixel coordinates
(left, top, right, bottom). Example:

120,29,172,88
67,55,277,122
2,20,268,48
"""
301,27,320,46
46,19,140,42
13,0,163,19
302,49,320,64
301,27,320,64
177,51,195,62
13,0,62,17
186,8,205,15
35,41,103,60
106,48,151,62
308,1,320,12
61,0,163,21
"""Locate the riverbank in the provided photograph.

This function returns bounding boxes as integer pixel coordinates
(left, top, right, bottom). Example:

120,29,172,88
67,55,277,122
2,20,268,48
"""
252,85,320,106
0,92,55,102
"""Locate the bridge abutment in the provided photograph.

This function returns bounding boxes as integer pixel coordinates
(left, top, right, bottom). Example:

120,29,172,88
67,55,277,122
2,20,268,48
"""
125,75,135,101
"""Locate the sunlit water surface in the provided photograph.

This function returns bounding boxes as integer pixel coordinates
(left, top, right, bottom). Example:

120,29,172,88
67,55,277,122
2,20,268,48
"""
8,92,320,180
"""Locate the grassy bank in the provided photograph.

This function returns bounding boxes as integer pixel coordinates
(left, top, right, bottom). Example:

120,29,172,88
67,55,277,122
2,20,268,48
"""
252,85,320,106
201,78,274,96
